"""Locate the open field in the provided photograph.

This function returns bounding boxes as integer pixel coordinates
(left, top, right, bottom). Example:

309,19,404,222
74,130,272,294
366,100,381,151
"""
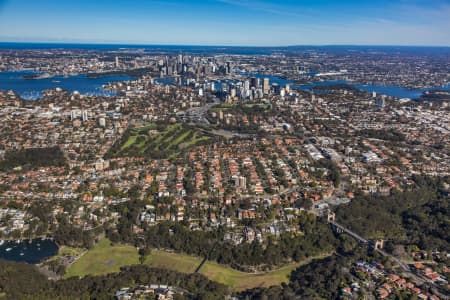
109,123,214,159
145,250,201,273
65,240,330,291
146,250,330,291
64,239,139,278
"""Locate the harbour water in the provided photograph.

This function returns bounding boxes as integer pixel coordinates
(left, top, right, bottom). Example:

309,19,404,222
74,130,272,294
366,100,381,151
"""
241,73,445,99
0,71,135,100
0,70,446,101
0,238,58,264
294,80,431,99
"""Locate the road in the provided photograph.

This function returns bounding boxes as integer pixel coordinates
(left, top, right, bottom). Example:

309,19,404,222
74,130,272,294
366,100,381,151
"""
330,221,449,298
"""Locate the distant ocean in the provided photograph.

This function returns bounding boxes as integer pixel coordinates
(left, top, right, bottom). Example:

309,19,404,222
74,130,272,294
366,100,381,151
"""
1,42,449,55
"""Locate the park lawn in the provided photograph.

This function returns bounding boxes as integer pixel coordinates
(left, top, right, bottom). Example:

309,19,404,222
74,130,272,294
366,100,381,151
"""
145,250,202,274
65,241,330,291
201,253,332,291
145,250,331,291
64,238,139,278
199,261,297,291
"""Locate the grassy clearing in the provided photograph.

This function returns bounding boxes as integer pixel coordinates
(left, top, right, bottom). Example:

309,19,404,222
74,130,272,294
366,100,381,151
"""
65,240,329,291
64,239,139,278
201,260,298,291
145,250,201,274
146,250,330,291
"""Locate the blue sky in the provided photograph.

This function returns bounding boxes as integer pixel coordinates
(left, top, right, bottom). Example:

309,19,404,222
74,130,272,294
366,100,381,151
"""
0,0,449,46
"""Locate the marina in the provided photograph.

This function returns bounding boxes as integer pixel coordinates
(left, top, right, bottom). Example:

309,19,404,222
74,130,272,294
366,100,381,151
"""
0,238,58,264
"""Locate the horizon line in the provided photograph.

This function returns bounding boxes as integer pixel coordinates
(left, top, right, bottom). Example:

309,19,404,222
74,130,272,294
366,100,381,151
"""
1,41,450,49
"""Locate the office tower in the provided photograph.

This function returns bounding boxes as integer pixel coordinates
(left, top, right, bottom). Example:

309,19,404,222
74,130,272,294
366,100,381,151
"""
263,78,270,94
250,77,259,88
230,88,236,98
98,117,106,127
82,110,88,122
375,96,386,108
226,61,232,74
372,91,377,98
272,83,280,95
115,56,120,68
244,80,250,91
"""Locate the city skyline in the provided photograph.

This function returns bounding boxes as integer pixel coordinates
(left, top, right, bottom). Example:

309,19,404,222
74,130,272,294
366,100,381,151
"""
0,0,450,46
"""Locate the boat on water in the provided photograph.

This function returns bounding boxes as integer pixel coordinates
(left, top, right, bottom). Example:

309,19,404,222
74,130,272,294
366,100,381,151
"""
5,248,12,252
15,240,21,244
0,240,4,246
20,253,24,256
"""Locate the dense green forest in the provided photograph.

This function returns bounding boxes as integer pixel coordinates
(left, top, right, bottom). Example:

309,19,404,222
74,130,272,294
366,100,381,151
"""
336,176,450,251
0,147,66,171
0,260,228,299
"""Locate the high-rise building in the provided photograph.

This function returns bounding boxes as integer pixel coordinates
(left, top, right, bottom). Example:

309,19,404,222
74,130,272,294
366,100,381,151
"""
230,88,236,98
98,117,106,127
82,110,88,122
226,61,232,74
250,77,259,88
263,78,270,94
115,56,120,68
272,83,280,95
244,80,250,91
375,96,386,108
